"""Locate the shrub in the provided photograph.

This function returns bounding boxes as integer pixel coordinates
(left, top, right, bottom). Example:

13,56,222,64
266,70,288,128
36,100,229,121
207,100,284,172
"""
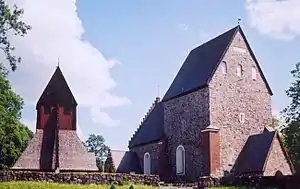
110,184,116,189
129,184,134,189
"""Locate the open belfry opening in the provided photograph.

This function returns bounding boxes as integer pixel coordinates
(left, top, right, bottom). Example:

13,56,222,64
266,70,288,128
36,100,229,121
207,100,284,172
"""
12,66,98,172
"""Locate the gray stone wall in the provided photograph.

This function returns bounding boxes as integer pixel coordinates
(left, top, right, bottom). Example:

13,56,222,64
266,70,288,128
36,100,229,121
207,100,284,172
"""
131,140,165,175
0,171,160,186
164,87,210,182
209,31,272,176
264,137,293,176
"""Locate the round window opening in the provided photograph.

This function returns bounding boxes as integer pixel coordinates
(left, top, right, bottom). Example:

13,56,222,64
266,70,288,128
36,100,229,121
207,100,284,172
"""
239,113,245,123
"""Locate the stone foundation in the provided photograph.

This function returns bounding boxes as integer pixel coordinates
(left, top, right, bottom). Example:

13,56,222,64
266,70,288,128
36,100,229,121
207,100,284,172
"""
0,171,159,186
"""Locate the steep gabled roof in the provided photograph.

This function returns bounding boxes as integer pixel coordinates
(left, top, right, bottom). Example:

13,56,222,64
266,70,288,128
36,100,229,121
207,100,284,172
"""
233,131,275,174
162,25,272,102
36,66,77,108
107,150,141,173
128,98,164,148
233,130,295,175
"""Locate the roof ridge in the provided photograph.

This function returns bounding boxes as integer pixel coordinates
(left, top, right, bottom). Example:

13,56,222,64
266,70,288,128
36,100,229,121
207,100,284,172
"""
192,25,239,52
129,97,160,143
162,25,240,102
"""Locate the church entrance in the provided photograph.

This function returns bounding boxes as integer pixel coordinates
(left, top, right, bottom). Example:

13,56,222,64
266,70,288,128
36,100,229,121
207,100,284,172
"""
143,153,151,174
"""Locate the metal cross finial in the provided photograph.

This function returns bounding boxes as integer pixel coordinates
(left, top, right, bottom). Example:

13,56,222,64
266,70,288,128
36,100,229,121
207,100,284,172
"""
57,57,60,67
238,18,241,25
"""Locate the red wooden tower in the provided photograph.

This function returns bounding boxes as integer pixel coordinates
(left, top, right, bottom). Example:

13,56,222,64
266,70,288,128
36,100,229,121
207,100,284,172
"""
12,66,98,172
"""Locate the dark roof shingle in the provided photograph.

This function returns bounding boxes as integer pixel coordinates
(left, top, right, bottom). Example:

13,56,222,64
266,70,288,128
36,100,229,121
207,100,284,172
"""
162,26,238,101
36,66,77,108
233,131,276,174
162,25,272,102
128,102,164,148
109,150,141,173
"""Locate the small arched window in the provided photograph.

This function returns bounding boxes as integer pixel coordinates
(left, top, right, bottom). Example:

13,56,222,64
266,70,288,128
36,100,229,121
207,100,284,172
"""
221,61,227,74
176,145,185,175
237,64,242,77
143,152,151,174
239,113,245,123
252,66,257,80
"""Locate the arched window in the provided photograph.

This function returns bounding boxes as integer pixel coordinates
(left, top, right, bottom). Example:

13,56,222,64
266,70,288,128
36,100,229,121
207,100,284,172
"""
176,145,185,175
239,113,245,123
252,66,257,80
143,152,151,174
221,61,227,74
237,64,242,77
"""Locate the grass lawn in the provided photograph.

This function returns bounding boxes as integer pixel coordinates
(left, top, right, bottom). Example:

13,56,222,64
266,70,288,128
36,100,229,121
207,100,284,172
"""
0,182,158,189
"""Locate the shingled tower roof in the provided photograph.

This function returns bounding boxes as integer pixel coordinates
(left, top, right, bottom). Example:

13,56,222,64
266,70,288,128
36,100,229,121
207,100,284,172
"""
36,66,77,109
12,66,97,172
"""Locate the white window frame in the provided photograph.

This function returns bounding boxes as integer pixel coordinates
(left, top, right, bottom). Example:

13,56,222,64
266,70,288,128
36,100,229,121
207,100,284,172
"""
143,152,151,174
176,145,185,175
237,64,242,77
239,113,245,123
252,67,257,80
221,61,227,74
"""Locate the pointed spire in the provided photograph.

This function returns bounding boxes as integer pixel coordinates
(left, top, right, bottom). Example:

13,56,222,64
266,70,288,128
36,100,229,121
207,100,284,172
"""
36,66,77,108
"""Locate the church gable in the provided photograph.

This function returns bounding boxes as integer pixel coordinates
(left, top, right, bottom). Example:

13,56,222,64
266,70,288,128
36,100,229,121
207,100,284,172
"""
105,149,141,173
162,26,238,102
263,133,294,176
233,130,294,176
209,27,272,95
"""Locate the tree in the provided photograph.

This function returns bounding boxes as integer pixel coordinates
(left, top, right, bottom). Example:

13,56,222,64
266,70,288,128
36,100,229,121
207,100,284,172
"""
84,134,109,171
0,64,33,170
0,0,31,72
271,116,280,129
281,61,300,172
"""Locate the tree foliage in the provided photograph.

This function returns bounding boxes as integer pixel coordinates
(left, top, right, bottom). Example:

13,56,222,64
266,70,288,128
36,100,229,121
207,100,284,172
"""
0,64,33,170
0,1,32,170
271,116,280,129
84,134,109,171
0,0,31,72
104,149,116,173
282,61,300,172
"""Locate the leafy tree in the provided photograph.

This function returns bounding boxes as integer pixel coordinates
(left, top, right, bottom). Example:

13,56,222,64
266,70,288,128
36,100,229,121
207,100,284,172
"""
271,116,280,129
0,0,31,72
84,134,109,171
0,64,33,170
282,61,300,172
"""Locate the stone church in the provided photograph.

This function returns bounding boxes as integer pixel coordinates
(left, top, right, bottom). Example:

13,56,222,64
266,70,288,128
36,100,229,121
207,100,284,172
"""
105,25,295,182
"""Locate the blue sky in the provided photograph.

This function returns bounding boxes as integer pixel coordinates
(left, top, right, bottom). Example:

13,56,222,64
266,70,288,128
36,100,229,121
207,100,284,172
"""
7,0,300,150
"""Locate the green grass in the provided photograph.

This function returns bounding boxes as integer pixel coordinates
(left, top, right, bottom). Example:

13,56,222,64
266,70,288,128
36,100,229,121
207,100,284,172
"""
0,182,158,189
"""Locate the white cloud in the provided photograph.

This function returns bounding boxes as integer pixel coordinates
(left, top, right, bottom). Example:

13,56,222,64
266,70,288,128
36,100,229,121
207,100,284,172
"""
245,0,300,40
90,107,120,127
76,122,87,141
6,0,130,127
21,118,36,132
